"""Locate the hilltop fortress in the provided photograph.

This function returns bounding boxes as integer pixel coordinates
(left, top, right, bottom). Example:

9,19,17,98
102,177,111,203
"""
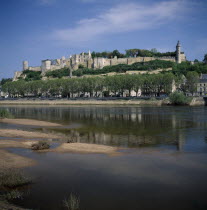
13,41,186,81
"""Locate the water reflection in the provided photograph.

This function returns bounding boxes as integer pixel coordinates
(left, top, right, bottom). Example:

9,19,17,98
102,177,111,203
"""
2,106,207,152
1,106,207,210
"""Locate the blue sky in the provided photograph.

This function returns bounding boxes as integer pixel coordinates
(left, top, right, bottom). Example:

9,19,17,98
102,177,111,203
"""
0,0,207,79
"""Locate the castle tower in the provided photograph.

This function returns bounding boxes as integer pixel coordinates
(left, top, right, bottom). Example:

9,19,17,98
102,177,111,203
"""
60,56,66,68
41,60,51,73
176,41,181,64
23,61,29,71
88,50,91,59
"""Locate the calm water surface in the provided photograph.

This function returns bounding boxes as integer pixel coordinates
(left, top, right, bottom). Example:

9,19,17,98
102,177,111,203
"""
1,106,207,210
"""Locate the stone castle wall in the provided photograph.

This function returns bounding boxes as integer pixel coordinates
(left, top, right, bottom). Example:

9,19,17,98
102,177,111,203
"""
19,55,177,77
14,41,184,81
28,66,41,71
13,71,22,81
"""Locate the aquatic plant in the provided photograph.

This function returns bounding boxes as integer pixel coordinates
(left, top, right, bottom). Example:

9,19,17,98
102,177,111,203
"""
0,109,13,118
66,138,76,143
65,130,79,143
63,193,80,210
31,141,50,150
3,190,24,200
0,169,32,188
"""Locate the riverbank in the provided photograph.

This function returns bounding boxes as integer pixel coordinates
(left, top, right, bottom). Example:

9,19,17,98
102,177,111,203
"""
0,99,166,106
0,97,205,106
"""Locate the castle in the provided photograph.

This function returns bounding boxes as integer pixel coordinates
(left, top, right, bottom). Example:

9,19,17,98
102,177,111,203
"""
13,41,186,81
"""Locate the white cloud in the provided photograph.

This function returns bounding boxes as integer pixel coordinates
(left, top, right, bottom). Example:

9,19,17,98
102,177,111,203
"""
52,0,190,45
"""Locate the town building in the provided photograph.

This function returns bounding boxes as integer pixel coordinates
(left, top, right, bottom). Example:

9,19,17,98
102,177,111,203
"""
197,74,207,96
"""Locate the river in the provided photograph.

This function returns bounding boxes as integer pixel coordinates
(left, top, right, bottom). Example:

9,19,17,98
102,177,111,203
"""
1,106,207,210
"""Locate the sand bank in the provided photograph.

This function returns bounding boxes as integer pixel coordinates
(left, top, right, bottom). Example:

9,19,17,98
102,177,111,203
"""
0,118,62,127
0,149,36,169
0,129,61,139
0,140,35,149
53,143,120,155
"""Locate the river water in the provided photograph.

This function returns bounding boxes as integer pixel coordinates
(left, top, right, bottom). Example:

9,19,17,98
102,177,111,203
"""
1,106,207,210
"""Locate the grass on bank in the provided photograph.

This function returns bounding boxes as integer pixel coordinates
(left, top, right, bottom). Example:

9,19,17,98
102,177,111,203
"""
0,169,32,203
0,109,13,119
0,169,32,202
0,169,32,188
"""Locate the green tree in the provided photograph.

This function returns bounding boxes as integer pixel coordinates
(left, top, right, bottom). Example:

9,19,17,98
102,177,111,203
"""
133,75,143,97
151,48,158,53
122,75,135,96
203,54,207,63
0,78,12,85
78,64,84,69
163,73,174,95
186,71,199,95
125,49,139,57
169,91,191,105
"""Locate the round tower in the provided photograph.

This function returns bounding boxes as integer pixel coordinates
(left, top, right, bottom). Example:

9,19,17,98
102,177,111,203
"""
176,41,181,64
41,60,51,73
23,61,29,71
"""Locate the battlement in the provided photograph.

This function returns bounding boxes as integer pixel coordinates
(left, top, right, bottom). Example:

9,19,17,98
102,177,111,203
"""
15,42,185,81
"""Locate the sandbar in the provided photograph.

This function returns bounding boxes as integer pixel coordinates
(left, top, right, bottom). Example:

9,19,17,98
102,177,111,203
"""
0,139,35,149
53,143,120,155
0,129,61,139
0,118,62,127
0,149,36,169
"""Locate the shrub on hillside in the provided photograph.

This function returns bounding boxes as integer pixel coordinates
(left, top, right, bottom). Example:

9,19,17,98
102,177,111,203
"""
22,70,42,81
45,68,69,78
73,60,174,77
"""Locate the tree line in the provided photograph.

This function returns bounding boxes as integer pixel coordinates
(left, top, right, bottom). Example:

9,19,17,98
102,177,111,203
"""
1,72,199,98
90,49,176,59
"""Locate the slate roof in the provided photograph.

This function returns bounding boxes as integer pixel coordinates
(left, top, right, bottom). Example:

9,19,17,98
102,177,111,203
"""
200,74,207,79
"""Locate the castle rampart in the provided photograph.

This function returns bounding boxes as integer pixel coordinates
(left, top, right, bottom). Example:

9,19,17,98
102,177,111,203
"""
13,41,186,81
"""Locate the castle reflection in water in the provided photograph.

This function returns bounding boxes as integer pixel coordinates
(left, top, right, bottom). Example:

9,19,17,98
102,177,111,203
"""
6,106,207,151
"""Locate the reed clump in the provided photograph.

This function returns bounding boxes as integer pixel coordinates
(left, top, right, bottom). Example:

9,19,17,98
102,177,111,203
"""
31,141,50,150
0,169,32,188
63,193,80,210
0,109,13,119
